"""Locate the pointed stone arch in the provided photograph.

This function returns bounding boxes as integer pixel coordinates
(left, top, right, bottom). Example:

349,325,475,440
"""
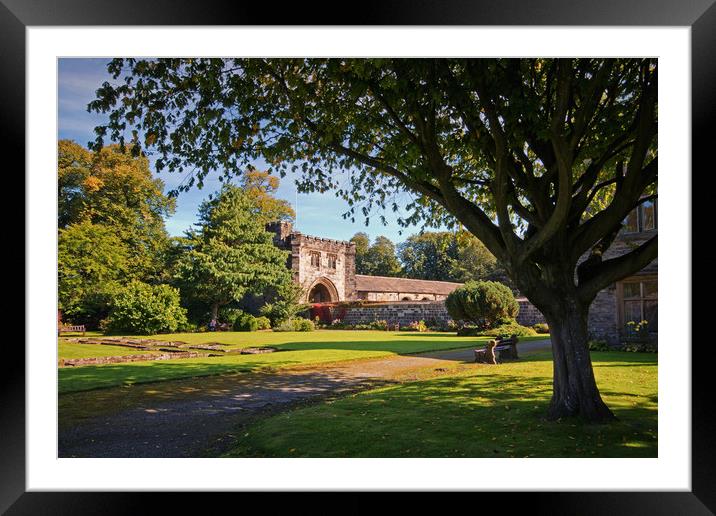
306,277,340,303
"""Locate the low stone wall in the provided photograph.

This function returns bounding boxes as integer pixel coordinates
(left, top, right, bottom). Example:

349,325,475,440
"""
58,351,204,367
341,301,451,327
515,298,547,327
340,298,547,328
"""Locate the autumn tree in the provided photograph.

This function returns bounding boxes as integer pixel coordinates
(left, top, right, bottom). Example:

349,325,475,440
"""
89,58,657,422
173,184,292,321
58,139,175,281
238,169,295,224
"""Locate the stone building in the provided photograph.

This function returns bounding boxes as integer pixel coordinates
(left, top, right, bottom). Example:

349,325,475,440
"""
586,199,658,344
268,198,657,346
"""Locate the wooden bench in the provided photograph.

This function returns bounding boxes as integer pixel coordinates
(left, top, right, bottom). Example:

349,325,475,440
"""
58,325,85,336
474,334,519,364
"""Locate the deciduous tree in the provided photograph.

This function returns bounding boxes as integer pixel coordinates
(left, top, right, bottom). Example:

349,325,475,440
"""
58,139,175,281
398,230,498,283
351,234,402,277
58,221,130,326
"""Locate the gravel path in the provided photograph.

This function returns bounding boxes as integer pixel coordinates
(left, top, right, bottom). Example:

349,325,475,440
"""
58,339,551,457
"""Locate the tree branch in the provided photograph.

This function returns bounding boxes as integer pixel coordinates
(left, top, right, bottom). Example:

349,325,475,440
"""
577,235,657,302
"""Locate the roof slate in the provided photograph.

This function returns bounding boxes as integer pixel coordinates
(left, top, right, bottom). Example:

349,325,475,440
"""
354,274,463,295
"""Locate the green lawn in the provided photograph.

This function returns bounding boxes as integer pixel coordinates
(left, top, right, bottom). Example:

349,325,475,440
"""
223,351,658,458
58,330,548,394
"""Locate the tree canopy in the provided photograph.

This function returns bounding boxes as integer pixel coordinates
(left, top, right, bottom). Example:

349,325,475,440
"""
238,169,295,224
58,221,130,325
398,230,498,283
89,58,658,422
59,139,176,281
350,233,402,277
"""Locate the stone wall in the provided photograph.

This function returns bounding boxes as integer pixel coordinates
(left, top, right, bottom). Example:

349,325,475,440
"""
515,298,547,327
341,301,451,327
587,285,619,344
342,299,548,328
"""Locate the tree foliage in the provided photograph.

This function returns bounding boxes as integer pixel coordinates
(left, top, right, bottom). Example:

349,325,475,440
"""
351,233,402,277
58,221,130,326
445,281,519,329
238,169,295,224
58,139,175,281
349,232,370,270
259,281,310,326
398,230,498,283
173,184,292,319
89,58,658,421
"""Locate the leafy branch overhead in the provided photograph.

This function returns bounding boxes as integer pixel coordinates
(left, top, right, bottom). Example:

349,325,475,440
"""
89,58,656,303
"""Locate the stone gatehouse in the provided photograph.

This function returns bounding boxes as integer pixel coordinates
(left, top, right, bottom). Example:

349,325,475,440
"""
267,221,464,304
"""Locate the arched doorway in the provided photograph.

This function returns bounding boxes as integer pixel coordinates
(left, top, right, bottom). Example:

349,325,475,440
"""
307,278,339,303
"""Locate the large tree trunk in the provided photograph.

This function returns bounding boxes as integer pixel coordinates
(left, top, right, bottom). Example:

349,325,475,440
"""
542,296,616,423
211,303,220,321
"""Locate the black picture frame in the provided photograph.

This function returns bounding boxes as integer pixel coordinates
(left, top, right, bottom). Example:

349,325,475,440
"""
3,0,708,513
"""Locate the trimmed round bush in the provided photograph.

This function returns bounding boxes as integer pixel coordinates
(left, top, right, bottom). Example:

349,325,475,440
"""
104,281,188,335
233,312,259,332
445,280,519,329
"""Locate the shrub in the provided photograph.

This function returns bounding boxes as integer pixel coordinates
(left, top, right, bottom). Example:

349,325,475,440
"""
624,320,651,343
219,307,245,326
273,318,315,332
456,326,479,336
104,281,188,335
622,341,658,353
403,320,428,332
179,321,201,333
445,280,519,329
293,318,315,332
533,323,549,334
588,339,612,351
273,319,296,332
233,312,259,332
481,319,536,338
368,319,388,330
255,316,272,330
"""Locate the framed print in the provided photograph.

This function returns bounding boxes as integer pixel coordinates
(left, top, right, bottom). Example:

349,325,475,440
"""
4,0,711,513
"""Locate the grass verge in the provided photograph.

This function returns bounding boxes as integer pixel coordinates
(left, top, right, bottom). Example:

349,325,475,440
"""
222,351,657,458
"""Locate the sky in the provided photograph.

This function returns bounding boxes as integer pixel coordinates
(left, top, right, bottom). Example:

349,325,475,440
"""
58,58,433,243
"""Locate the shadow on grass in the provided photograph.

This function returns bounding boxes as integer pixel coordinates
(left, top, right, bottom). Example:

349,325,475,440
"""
58,356,308,394
226,369,657,458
